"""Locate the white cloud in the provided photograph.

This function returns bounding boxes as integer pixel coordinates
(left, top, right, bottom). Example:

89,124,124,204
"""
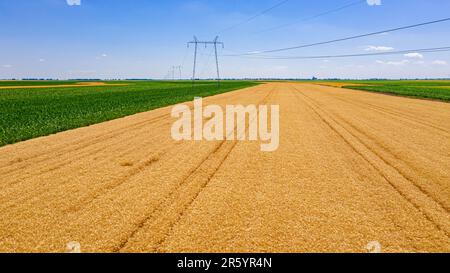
367,0,382,6
66,0,81,6
365,46,394,52
404,53,424,59
96,53,108,60
432,60,448,65
376,60,409,66
39,58,45,62
2,64,12,68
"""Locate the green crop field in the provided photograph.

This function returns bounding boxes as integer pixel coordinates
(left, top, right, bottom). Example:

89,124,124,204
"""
317,80,450,101
0,80,81,86
0,80,258,147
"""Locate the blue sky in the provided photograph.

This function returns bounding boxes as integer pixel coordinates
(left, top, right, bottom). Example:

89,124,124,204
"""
0,0,449,79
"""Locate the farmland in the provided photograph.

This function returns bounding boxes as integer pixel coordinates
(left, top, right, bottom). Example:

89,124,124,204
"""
0,80,80,87
307,80,450,101
0,81,258,146
2,0,450,256
0,82,449,253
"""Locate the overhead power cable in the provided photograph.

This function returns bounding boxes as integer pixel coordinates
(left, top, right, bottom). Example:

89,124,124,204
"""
226,17,450,56
218,0,291,34
199,47,216,79
224,46,450,60
255,0,366,34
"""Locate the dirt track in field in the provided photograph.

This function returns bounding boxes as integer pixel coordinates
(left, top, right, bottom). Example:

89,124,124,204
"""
0,83,449,253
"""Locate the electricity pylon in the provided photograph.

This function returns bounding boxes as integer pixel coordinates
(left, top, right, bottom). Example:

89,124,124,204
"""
171,66,182,80
188,36,224,86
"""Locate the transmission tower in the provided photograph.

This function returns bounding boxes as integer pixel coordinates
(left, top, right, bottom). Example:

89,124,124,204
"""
188,36,224,86
171,66,182,80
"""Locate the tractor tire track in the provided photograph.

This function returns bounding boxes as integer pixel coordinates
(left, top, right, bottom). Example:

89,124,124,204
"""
293,87,449,236
116,88,276,252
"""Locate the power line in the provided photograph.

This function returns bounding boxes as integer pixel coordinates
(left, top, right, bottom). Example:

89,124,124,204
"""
179,47,190,78
226,17,450,56
218,0,291,34
171,66,182,80
162,67,172,80
224,46,450,60
254,0,366,34
199,47,215,79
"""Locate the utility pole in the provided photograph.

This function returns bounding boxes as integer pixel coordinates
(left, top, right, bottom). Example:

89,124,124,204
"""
213,36,221,87
188,36,199,85
188,36,224,87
